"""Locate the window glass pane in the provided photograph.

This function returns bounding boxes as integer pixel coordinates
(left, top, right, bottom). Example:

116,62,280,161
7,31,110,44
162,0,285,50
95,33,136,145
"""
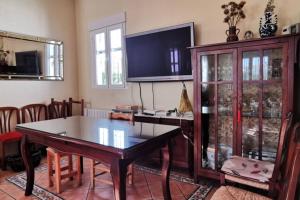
110,28,122,49
263,48,283,80
217,84,233,169
95,32,105,51
242,83,260,159
49,44,55,57
218,53,233,81
242,51,260,80
201,84,215,170
110,50,123,85
201,55,215,82
96,53,106,85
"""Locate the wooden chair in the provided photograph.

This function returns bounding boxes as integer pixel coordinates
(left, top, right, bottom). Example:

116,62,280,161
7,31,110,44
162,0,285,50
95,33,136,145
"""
47,148,81,193
47,98,82,193
21,104,48,123
0,107,21,170
68,98,84,116
220,113,294,196
48,98,69,119
90,112,134,188
211,122,300,200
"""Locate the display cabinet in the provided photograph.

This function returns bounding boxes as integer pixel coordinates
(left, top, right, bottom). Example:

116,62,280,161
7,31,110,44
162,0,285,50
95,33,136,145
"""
191,34,300,181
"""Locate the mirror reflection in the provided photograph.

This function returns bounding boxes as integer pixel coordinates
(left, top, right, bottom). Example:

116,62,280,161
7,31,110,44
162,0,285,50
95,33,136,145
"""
0,30,63,80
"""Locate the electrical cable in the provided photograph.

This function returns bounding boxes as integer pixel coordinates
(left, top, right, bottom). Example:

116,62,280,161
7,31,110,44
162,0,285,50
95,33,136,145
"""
151,82,155,110
138,82,144,112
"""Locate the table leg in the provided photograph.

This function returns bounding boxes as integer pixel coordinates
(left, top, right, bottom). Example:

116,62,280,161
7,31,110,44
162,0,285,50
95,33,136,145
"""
110,159,127,200
80,156,83,174
162,141,172,200
21,136,34,196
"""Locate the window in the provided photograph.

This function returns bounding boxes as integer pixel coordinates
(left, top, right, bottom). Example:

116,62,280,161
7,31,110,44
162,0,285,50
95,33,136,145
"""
91,23,125,88
45,43,63,78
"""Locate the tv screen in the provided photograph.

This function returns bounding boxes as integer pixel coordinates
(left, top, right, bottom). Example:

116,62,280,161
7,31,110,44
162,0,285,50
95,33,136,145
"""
126,23,194,82
15,50,41,75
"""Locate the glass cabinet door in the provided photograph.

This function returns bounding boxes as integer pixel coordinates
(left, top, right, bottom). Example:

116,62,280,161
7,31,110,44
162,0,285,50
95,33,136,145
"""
199,51,235,171
240,47,284,161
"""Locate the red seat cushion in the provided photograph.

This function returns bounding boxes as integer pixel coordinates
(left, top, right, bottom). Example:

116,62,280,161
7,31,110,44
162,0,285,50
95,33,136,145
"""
0,131,22,142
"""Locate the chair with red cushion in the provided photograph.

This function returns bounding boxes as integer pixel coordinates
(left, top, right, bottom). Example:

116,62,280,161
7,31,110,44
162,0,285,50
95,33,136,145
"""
0,107,21,170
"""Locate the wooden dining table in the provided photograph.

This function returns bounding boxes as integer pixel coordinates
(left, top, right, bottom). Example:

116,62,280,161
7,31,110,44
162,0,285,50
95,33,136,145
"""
16,116,181,200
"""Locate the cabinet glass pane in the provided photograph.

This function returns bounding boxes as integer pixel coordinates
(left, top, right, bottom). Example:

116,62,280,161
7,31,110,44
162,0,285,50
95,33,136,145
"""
262,83,282,161
242,84,260,159
242,51,260,81
201,84,215,170
201,55,215,82
263,49,283,80
218,53,233,81
262,118,281,161
263,83,282,118
217,84,233,169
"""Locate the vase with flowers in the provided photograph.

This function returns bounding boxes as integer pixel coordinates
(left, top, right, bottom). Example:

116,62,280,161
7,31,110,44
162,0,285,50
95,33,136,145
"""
259,0,278,38
222,1,246,42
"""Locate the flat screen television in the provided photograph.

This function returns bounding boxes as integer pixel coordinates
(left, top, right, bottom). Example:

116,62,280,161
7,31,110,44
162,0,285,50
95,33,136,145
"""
0,50,40,75
15,50,41,75
126,22,194,82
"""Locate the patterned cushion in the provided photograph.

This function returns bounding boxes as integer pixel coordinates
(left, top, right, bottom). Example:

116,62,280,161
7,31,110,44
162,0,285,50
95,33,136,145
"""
221,156,274,182
0,131,22,142
211,186,271,200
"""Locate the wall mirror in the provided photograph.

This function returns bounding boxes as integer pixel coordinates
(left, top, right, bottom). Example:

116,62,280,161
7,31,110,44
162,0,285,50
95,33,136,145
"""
0,30,63,80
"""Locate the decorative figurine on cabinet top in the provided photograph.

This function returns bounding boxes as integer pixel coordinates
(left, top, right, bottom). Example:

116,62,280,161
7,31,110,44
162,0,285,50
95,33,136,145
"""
259,0,278,38
222,1,246,42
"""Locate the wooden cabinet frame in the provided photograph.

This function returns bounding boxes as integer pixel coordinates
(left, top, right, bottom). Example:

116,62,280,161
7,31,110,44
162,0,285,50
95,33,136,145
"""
191,34,300,181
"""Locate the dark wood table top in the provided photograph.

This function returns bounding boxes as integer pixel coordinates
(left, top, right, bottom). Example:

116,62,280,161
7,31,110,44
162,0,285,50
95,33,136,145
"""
17,116,180,158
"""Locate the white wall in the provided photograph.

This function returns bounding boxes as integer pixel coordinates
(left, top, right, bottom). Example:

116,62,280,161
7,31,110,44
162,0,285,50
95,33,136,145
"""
0,0,78,107
74,0,300,111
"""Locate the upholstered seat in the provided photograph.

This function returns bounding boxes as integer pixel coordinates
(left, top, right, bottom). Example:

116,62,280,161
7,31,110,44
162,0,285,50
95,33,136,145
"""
211,186,271,200
0,131,22,142
221,156,274,189
0,107,21,170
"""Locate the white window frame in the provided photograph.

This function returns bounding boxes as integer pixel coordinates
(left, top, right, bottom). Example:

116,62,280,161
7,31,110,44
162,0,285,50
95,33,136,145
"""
45,43,63,78
90,23,126,89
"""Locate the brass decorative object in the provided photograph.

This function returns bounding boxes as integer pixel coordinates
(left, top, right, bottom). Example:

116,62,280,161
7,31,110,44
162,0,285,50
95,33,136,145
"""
178,82,193,114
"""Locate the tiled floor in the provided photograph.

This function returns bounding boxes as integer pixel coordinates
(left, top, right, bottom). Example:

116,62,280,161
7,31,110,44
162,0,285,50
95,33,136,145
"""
0,158,204,200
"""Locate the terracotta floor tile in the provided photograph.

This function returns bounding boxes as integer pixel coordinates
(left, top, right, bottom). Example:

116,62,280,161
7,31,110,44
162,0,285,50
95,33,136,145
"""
87,187,114,200
0,190,15,200
176,181,198,198
126,184,152,200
